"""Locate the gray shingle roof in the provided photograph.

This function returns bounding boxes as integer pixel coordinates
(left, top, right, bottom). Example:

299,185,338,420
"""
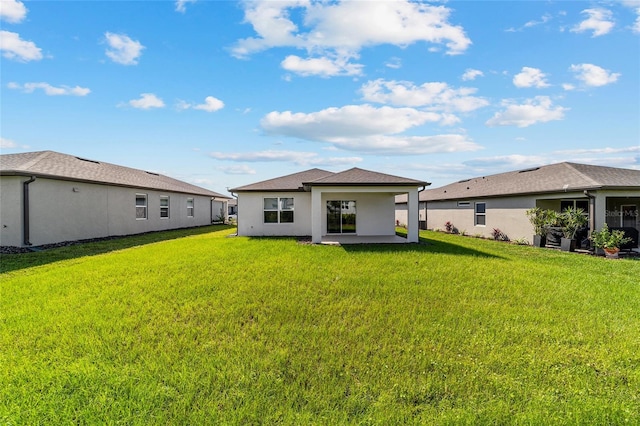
230,168,334,192
305,167,429,186
230,167,428,192
417,162,640,202
0,150,229,198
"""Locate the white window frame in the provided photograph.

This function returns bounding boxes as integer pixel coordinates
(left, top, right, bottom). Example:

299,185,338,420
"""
187,198,194,218
457,201,470,207
263,197,294,224
160,195,170,219
474,202,486,226
135,194,147,220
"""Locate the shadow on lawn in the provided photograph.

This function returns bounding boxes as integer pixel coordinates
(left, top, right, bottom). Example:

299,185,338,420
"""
340,236,504,259
0,225,235,274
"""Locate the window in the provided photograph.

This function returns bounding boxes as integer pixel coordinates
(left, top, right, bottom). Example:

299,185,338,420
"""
187,198,194,217
160,196,170,219
136,194,147,220
264,197,294,223
457,201,470,207
475,202,486,226
561,199,589,213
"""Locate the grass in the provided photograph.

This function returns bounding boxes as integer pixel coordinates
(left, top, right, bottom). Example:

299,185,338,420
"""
1,226,639,424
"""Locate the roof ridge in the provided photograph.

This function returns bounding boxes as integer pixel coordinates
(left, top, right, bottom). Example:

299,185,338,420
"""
562,162,601,187
18,150,53,172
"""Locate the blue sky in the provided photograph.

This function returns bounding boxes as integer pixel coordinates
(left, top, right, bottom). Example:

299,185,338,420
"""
1,0,639,194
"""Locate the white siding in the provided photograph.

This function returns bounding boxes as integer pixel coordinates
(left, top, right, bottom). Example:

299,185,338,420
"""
0,176,24,247
0,176,214,247
426,195,537,241
237,191,312,237
320,191,396,237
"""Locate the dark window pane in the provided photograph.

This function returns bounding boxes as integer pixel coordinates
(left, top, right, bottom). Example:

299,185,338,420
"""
264,211,278,223
476,215,486,226
280,211,294,223
475,203,486,214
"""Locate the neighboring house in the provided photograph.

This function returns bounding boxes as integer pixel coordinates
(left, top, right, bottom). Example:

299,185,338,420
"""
229,168,429,244
0,151,231,248
227,198,237,219
396,162,640,245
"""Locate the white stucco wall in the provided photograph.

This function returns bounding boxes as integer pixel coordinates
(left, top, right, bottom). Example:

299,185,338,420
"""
0,176,216,247
0,176,24,247
320,191,396,236
237,188,411,239
426,195,537,241
237,191,312,237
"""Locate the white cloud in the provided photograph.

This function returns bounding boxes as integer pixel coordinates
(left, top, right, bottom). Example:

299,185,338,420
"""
385,57,402,69
463,154,547,169
461,69,483,81
524,13,552,29
128,93,165,109
8,82,90,96
217,164,257,175
232,1,471,76
506,13,553,32
178,96,225,112
360,79,489,113
281,54,363,77
571,8,615,37
104,32,144,65
0,30,42,61
513,67,550,88
562,83,576,91
0,137,17,148
175,0,196,13
0,0,27,23
553,146,640,156
260,104,481,155
210,150,363,167
486,96,568,128
569,63,620,87
262,104,446,140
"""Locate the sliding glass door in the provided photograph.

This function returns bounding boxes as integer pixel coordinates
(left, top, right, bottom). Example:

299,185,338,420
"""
326,201,356,234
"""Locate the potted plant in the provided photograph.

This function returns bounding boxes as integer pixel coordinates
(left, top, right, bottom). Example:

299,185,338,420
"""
590,223,631,259
559,207,588,252
526,208,557,247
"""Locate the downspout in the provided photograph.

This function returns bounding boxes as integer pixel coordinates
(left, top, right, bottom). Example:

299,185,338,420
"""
418,184,429,230
227,188,238,236
23,176,36,246
584,190,596,246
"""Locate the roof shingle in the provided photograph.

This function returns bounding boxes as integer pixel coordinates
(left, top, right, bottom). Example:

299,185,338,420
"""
417,162,640,202
0,151,229,198
230,167,428,192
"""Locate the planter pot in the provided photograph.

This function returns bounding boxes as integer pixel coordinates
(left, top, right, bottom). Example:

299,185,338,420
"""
560,237,576,252
546,227,563,246
533,235,546,247
604,247,620,259
594,247,605,256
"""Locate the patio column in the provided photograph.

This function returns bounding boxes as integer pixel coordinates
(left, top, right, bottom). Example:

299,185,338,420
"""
311,188,322,243
407,188,419,243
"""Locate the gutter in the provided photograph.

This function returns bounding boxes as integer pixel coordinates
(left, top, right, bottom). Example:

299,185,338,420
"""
227,188,239,235
22,176,36,246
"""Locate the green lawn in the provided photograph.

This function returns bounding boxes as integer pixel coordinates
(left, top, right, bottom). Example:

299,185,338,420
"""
1,226,639,425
